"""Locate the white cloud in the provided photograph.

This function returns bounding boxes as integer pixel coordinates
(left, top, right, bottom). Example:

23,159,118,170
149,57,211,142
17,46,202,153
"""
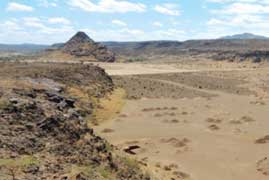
207,18,226,26
40,25,75,35
154,4,181,16
22,17,75,35
212,3,269,14
205,0,269,38
0,17,187,43
207,0,269,16
81,27,187,41
207,13,269,38
48,17,71,25
112,19,127,26
38,0,58,7
119,28,144,35
82,27,145,41
1,19,21,31
207,0,233,3
6,2,34,12
153,22,163,27
68,0,146,13
23,17,45,29
207,0,269,4
0,27,74,44
155,28,185,38
208,14,269,28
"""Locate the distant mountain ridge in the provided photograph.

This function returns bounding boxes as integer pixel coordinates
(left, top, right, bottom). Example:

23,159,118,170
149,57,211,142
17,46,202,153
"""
0,43,49,53
1,32,269,62
1,33,269,53
220,33,269,40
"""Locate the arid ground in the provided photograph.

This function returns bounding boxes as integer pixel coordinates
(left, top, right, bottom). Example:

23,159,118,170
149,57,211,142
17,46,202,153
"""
2,32,269,180
94,61,269,180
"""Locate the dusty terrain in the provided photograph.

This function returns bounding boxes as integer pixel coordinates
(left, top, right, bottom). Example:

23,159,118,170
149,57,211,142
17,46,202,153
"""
1,60,269,180
2,31,269,180
94,61,269,180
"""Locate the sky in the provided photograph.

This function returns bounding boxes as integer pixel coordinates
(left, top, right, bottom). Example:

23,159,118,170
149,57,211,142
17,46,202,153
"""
1,0,269,44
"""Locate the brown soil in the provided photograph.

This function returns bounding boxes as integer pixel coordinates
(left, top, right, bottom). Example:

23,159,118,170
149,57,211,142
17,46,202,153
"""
113,76,214,99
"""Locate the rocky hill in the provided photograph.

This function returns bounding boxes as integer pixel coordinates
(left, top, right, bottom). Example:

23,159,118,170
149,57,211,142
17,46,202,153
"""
43,32,115,62
0,63,149,179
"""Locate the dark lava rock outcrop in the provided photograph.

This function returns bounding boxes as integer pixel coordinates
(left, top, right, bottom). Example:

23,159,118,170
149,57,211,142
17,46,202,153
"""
0,63,149,180
212,50,269,63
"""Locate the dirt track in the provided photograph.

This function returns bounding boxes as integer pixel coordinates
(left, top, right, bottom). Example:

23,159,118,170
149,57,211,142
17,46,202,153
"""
94,61,258,75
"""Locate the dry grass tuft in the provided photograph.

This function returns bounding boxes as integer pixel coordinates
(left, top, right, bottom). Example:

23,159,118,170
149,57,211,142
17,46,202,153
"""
92,88,126,125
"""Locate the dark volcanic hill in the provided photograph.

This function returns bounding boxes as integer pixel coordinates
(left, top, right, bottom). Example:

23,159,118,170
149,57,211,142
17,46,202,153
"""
40,32,115,62
61,31,115,62
62,31,95,52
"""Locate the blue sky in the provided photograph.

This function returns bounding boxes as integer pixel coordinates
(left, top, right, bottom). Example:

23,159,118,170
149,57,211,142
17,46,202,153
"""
1,0,269,44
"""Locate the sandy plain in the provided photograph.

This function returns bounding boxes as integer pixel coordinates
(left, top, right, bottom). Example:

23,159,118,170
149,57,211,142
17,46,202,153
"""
94,60,269,180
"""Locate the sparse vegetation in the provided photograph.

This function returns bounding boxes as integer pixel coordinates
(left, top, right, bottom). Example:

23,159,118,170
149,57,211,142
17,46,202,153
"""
0,155,39,167
0,98,10,109
0,54,37,62
126,57,146,63
98,167,113,179
120,156,141,171
92,88,126,125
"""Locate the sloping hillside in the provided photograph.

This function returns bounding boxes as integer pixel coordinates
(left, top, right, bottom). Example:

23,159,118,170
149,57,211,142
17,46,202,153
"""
0,63,150,180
